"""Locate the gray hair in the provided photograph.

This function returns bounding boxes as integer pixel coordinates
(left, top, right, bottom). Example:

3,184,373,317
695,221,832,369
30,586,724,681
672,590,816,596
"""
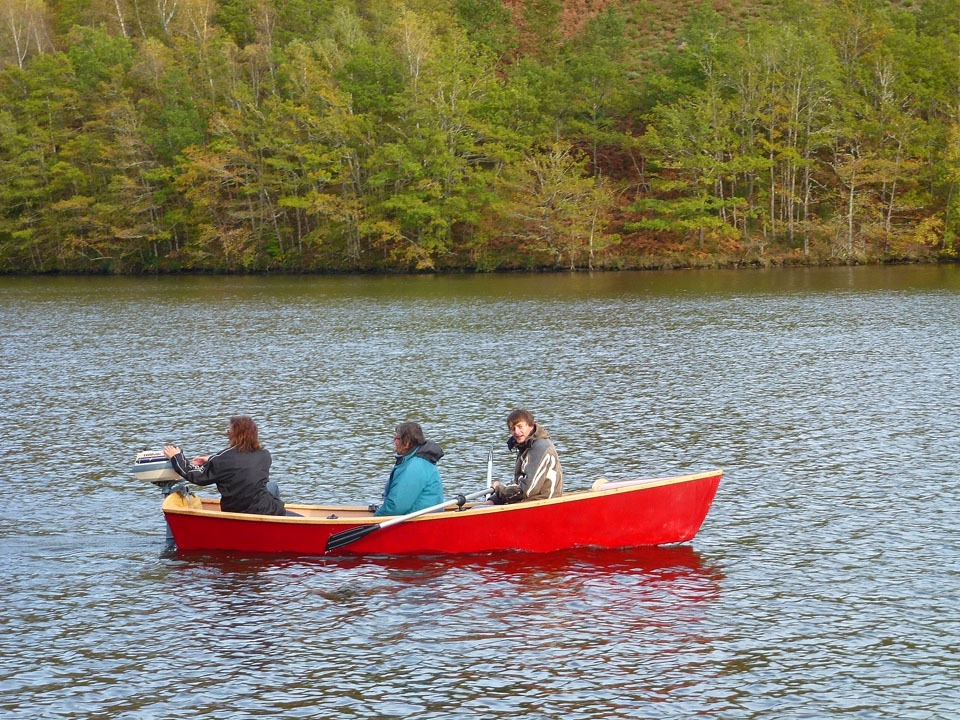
394,422,426,453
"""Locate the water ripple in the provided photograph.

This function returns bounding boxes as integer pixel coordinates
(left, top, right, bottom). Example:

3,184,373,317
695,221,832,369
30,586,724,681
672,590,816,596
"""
2,268,959,718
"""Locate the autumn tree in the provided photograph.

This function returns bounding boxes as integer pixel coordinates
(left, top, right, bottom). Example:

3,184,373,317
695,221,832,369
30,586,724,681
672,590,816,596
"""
0,0,53,68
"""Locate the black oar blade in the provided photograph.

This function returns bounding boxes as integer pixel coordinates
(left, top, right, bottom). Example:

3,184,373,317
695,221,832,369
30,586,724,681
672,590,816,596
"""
325,523,381,553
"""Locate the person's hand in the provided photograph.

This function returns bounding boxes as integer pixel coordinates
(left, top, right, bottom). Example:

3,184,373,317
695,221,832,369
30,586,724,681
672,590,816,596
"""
491,481,502,490
191,456,208,466
163,445,180,459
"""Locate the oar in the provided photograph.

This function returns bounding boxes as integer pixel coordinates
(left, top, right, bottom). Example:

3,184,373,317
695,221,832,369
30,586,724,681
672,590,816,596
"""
486,446,494,489
324,487,493,553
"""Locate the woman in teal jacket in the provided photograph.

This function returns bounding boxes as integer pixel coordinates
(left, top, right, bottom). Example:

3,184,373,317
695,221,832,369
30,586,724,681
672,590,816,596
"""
373,422,445,517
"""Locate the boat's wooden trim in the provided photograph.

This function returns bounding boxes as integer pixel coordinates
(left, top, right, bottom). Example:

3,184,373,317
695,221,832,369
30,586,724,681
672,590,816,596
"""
590,470,723,493
457,469,724,510
162,469,723,525
164,494,376,522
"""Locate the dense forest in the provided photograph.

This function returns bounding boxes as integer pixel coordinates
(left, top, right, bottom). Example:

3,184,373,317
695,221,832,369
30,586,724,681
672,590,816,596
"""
1,0,959,273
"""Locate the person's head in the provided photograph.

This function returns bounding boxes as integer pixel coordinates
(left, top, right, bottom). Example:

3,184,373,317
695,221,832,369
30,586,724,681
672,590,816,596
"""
228,415,262,453
506,408,536,445
393,421,426,455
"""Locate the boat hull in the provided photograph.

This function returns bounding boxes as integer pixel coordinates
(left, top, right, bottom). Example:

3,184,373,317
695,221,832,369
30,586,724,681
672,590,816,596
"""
161,470,722,556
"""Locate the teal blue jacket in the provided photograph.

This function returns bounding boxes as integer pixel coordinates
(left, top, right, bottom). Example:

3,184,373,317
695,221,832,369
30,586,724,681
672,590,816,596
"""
374,441,445,517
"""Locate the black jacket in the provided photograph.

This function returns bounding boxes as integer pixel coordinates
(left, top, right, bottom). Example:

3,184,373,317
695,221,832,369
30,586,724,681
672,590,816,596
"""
169,446,285,516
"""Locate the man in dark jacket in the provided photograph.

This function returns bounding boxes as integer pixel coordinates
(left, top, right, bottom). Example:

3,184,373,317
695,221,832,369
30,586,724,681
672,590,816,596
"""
490,408,563,504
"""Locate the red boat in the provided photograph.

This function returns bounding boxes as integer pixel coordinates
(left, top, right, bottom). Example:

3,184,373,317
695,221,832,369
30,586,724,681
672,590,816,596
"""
157,469,722,556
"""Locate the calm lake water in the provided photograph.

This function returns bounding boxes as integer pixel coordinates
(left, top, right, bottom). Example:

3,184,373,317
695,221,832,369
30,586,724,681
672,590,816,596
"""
1,267,958,719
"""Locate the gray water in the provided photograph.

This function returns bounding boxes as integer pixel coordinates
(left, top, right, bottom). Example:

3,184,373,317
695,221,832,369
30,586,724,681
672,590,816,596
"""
1,267,958,719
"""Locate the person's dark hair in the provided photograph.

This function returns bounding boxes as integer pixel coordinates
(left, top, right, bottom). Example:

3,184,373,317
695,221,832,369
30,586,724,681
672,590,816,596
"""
229,415,262,452
506,408,535,429
394,421,426,454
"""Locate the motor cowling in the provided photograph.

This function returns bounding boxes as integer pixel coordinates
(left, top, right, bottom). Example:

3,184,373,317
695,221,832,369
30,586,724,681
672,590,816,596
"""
131,450,180,484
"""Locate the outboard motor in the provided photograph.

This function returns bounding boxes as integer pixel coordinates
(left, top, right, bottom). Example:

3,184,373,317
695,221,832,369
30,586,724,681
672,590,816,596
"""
131,450,184,549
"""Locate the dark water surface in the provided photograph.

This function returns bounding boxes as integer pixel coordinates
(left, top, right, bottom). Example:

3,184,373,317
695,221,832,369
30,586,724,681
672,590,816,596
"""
1,267,958,718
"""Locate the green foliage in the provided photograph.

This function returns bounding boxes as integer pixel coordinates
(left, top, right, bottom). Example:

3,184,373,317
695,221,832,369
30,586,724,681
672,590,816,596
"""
46,0,91,39
0,0,957,273
214,0,258,47
452,0,517,59
65,26,136,91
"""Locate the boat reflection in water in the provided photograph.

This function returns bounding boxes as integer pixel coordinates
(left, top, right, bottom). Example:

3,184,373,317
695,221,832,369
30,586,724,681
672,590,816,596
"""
160,543,724,618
